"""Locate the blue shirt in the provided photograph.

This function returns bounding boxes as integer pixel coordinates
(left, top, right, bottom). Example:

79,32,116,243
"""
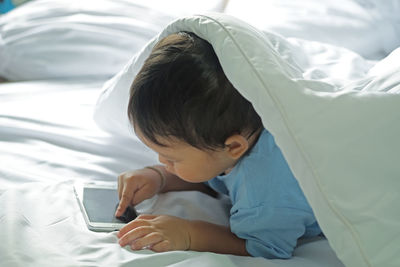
206,129,321,259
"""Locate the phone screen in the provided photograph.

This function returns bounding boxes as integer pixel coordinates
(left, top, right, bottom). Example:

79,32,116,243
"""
82,187,137,224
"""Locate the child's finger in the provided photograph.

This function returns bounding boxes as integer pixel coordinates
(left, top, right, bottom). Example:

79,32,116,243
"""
136,214,157,220
115,186,132,217
117,215,154,238
151,240,171,252
131,188,148,206
131,232,163,250
118,225,153,247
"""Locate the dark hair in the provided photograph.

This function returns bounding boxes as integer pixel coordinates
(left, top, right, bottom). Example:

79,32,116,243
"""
128,32,262,150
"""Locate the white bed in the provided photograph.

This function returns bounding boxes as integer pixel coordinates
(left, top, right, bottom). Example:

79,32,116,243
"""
0,79,345,267
1,1,399,267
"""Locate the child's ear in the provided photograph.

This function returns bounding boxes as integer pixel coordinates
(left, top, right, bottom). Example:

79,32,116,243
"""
224,134,249,159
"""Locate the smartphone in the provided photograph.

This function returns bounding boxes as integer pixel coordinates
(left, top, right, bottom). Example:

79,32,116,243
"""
73,182,138,232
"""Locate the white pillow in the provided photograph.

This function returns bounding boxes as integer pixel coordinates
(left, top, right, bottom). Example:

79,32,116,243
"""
0,0,229,81
224,0,400,60
94,13,400,267
0,0,174,80
133,0,227,16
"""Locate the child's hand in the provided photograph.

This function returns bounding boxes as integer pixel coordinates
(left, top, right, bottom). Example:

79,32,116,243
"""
115,168,164,217
117,214,191,252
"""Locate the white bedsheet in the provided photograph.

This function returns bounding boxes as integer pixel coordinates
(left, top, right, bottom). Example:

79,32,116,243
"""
0,79,344,267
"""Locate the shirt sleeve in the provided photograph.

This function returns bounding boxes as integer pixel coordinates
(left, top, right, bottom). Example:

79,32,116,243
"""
230,204,315,259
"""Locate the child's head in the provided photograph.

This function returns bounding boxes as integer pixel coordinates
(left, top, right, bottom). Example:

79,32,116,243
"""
128,32,262,181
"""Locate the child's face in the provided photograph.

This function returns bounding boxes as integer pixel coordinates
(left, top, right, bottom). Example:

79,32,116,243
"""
136,131,238,183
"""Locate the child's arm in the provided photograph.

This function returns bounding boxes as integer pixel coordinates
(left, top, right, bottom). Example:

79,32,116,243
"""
116,165,215,217
117,214,249,256
188,219,249,256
